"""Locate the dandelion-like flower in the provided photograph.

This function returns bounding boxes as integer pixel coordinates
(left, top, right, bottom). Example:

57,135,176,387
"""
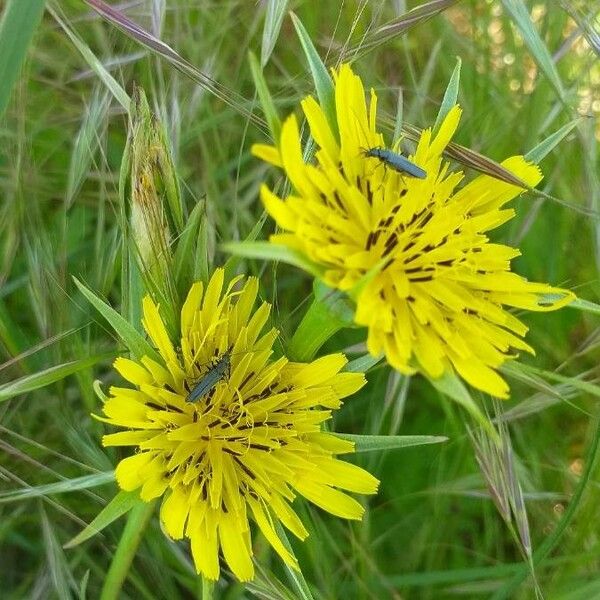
252,64,574,398
99,269,378,581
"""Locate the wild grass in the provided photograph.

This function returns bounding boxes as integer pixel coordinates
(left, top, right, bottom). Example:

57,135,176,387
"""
1,0,600,598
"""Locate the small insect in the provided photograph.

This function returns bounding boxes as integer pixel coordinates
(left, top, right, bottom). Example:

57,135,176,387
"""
186,352,231,403
364,147,427,179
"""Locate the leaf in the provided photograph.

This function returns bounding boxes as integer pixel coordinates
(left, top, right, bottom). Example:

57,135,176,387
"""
173,200,206,291
345,353,384,373
502,361,600,400
288,284,355,362
335,434,448,452
525,117,584,163
343,0,461,58
501,0,564,99
427,371,499,441
66,88,112,207
0,471,115,503
569,297,600,316
0,0,46,119
222,241,325,279
49,5,130,111
433,57,461,135
261,0,288,67
64,490,140,548
0,355,111,402
73,277,161,363
249,50,282,143
274,521,315,600
83,0,265,131
290,12,338,140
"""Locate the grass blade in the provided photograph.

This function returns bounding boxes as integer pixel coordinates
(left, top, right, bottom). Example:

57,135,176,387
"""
501,0,565,99
73,277,161,363
222,241,325,279
49,5,130,111
0,471,115,503
335,434,448,452
249,50,282,142
343,0,462,58
433,57,461,135
0,0,46,119
525,116,586,163
65,490,140,548
83,0,265,130
0,355,109,402
290,12,338,140
261,0,288,67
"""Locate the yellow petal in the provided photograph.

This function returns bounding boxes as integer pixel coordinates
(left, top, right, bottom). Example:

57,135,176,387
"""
113,357,153,386
251,143,283,168
218,511,254,582
295,479,366,520
114,452,155,491
160,486,190,539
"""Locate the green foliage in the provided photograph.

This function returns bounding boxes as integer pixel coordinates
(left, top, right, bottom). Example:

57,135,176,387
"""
1,1,599,599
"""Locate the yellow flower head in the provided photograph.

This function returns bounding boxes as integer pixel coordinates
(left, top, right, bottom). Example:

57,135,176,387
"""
100,269,378,582
252,63,574,399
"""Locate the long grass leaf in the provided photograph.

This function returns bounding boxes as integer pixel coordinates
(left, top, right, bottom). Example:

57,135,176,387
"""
0,355,109,402
336,434,448,452
0,0,46,119
427,371,499,441
290,12,338,140
0,471,115,503
222,241,326,279
525,117,584,163
261,0,288,67
433,57,461,135
501,0,565,99
49,5,130,111
66,88,111,207
343,0,462,58
249,51,282,142
73,277,161,363
65,490,140,548
83,0,265,130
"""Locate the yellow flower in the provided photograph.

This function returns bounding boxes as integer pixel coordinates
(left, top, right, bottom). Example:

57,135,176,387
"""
252,63,574,399
99,269,378,582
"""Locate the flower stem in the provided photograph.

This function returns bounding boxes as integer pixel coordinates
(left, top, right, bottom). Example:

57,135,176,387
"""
288,289,353,362
100,499,156,600
201,576,214,599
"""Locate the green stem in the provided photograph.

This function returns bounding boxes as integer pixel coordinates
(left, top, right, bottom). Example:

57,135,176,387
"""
201,576,214,599
288,291,352,362
491,414,600,600
100,499,156,600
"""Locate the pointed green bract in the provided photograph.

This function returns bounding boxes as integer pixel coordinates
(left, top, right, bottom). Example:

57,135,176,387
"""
433,57,461,136
336,434,448,453
249,51,282,143
290,12,338,140
0,355,110,402
73,277,161,363
65,490,140,549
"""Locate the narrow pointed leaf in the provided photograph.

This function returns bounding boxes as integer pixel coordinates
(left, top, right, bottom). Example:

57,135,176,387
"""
65,490,141,549
336,434,448,452
0,355,110,402
73,277,161,363
290,12,338,140
433,57,461,135
0,471,115,503
0,0,46,119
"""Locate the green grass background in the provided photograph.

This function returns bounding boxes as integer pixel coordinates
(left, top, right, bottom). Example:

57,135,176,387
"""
1,0,599,598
